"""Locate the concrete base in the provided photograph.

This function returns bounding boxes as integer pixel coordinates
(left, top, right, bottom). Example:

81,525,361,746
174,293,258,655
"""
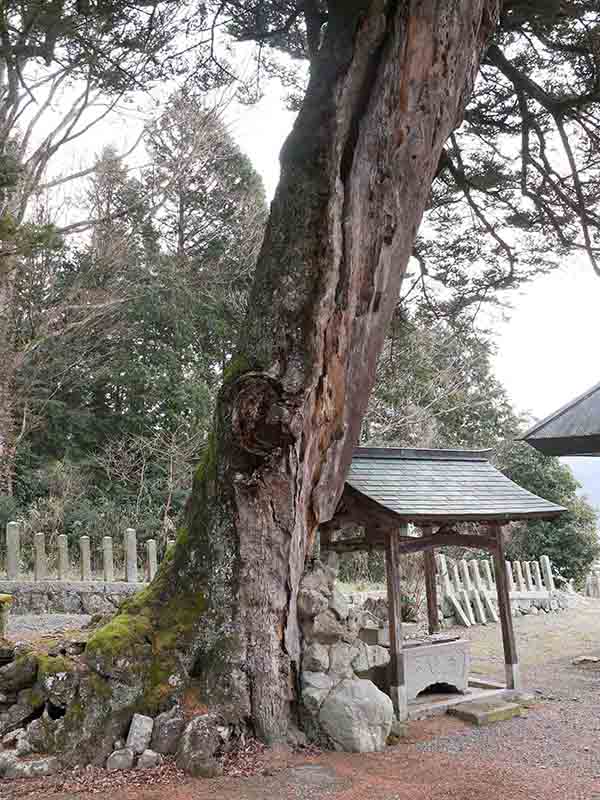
407,684,507,720
448,698,522,726
406,678,535,721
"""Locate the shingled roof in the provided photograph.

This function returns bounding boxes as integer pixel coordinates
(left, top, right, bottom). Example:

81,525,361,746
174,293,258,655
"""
521,380,600,457
347,447,566,523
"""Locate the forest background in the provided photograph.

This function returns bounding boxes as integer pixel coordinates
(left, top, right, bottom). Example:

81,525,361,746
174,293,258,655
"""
0,1,597,588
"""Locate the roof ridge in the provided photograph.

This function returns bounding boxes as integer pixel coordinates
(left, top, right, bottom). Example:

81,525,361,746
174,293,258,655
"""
353,447,493,462
521,379,600,439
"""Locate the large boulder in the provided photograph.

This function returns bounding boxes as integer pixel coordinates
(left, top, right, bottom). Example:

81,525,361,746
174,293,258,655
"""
328,642,355,679
0,649,38,693
106,748,135,772
318,679,394,752
4,756,59,778
301,672,334,716
297,589,329,620
329,588,349,621
176,714,222,778
138,749,164,769
309,611,353,645
151,706,185,754
303,643,330,673
351,641,390,674
0,686,46,737
38,656,79,708
301,562,336,598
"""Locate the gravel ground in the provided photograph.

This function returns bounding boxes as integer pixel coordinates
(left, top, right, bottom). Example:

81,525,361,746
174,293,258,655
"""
7,614,91,640
3,599,600,799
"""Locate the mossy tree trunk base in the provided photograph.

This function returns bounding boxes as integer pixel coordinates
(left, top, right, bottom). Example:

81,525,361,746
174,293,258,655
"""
53,0,500,764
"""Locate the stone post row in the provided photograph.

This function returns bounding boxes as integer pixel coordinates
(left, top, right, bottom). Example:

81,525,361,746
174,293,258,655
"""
34,532,46,582
125,528,138,583
103,536,114,582
80,536,92,581
146,540,158,581
6,521,20,580
540,555,555,593
58,534,69,580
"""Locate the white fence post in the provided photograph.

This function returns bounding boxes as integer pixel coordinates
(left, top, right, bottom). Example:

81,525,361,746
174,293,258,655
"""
523,561,534,592
505,561,515,592
482,560,495,592
532,560,544,591
540,555,555,592
513,560,526,592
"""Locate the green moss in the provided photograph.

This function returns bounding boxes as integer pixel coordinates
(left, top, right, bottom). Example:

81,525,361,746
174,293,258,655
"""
86,612,153,659
0,593,13,607
87,672,113,699
37,654,72,677
222,353,250,383
20,685,47,709
194,430,217,486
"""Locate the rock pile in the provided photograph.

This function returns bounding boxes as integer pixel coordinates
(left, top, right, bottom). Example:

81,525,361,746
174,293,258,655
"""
298,559,394,752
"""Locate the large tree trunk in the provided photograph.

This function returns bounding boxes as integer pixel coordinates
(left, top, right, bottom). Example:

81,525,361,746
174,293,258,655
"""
0,260,17,496
66,0,500,762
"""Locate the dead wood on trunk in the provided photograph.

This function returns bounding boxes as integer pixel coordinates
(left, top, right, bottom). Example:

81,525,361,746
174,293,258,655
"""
56,0,501,762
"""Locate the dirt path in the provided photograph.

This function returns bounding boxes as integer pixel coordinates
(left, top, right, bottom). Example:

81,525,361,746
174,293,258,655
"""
4,599,600,800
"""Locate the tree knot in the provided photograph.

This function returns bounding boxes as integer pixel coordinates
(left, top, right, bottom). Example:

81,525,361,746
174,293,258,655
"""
231,374,294,458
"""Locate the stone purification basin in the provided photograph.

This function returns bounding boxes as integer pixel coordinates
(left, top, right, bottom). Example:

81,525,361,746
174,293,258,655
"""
375,629,470,701
403,636,470,700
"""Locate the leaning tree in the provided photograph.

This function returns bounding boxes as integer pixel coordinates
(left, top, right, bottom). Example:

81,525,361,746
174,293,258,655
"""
30,0,599,760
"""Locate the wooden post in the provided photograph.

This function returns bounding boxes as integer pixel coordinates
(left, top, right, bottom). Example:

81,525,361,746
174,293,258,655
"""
422,525,439,634
491,524,520,690
385,528,407,721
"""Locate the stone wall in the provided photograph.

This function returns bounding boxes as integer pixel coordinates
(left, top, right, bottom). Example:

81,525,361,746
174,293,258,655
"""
0,580,145,615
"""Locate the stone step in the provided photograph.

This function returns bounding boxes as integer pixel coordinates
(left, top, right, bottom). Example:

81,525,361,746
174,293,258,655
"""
447,698,522,726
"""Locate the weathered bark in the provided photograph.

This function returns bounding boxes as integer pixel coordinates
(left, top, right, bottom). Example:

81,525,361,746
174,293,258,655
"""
0,260,17,496
61,0,501,763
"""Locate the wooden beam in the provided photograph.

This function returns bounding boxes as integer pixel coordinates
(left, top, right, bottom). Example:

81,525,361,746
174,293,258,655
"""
325,537,385,553
491,523,521,690
422,525,440,634
326,529,498,554
394,531,497,553
385,527,408,721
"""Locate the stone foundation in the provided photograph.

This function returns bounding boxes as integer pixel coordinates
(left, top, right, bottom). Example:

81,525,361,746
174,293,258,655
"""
0,581,145,616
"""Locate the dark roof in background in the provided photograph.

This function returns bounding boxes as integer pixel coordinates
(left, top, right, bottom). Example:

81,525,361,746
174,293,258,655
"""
521,381,600,457
347,447,566,522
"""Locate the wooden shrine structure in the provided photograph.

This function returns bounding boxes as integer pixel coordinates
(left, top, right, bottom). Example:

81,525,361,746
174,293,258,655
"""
522,380,600,457
320,447,566,720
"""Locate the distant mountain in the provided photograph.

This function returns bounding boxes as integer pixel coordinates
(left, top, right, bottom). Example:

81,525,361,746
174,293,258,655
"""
562,457,600,514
